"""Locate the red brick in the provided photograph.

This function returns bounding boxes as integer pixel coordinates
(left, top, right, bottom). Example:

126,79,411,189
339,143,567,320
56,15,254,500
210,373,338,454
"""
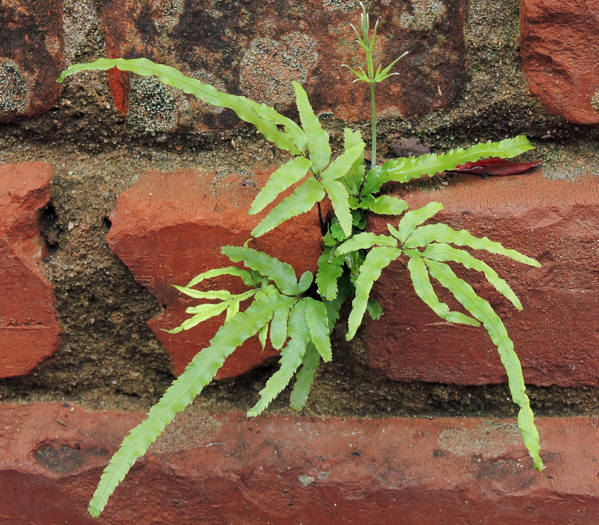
107,169,325,378
101,0,465,132
521,0,599,124
0,0,64,123
0,163,61,377
0,402,598,524
367,173,599,387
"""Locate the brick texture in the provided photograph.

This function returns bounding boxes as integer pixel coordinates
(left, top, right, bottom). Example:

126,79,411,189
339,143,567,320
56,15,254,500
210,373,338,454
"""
0,0,64,123
521,0,599,124
107,168,325,378
367,173,599,387
0,163,61,377
0,402,597,524
101,0,465,132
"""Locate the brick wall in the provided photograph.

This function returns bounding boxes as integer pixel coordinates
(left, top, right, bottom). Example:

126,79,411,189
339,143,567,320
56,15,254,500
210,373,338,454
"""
1,1,598,522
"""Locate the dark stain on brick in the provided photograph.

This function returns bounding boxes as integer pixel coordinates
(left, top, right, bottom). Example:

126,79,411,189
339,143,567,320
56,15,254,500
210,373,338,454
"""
34,444,110,475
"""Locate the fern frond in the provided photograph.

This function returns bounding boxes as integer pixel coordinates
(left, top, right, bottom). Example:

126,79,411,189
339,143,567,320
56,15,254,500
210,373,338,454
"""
406,255,480,326
222,246,299,295
290,343,320,410
270,297,296,350
173,286,234,300
316,247,345,301
404,223,541,267
58,58,307,154
421,243,522,310
342,128,366,195
251,177,325,238
347,246,402,340
360,195,408,215
321,178,353,237
336,232,397,255
166,302,231,334
88,291,280,517
249,156,312,215
425,260,542,471
186,266,258,288
247,300,310,416
320,144,365,181
393,202,444,244
363,136,534,194
293,82,330,174
304,297,332,362
366,298,384,320
297,271,314,293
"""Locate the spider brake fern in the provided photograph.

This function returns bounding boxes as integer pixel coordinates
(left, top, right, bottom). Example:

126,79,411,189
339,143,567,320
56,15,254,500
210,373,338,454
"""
57,4,543,518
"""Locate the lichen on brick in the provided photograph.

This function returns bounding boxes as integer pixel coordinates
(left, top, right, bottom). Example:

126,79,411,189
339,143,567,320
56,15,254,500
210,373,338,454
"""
127,76,178,132
399,0,447,31
592,90,599,113
0,59,29,115
323,0,359,13
240,32,318,105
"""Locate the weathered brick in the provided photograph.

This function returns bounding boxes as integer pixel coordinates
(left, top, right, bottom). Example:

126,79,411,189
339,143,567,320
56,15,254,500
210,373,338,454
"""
101,0,465,132
107,168,324,378
521,0,599,124
1,402,598,523
0,0,64,123
0,163,61,377
367,173,599,387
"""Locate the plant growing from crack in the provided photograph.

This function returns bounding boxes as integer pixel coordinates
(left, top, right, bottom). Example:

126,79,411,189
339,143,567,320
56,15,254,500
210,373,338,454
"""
58,3,542,518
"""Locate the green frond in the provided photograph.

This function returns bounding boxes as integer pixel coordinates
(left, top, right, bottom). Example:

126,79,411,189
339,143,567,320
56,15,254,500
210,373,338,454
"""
360,195,409,216
363,136,534,193
347,246,402,340
421,243,523,310
304,297,332,362
297,271,314,293
165,302,230,334
320,143,365,181
403,223,541,267
342,129,366,196
247,300,310,416
336,232,397,255
173,286,234,301
316,246,345,301
58,58,307,154
249,156,312,215
88,291,280,517
186,266,257,288
321,178,353,237
293,82,331,174
258,323,268,351
425,260,542,471
394,202,444,244
406,255,480,326
270,297,296,350
222,246,299,295
290,343,320,411
251,177,325,238
366,298,383,320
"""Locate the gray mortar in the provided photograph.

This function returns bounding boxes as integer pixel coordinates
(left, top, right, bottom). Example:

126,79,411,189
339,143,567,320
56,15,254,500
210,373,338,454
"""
127,76,179,133
0,59,29,115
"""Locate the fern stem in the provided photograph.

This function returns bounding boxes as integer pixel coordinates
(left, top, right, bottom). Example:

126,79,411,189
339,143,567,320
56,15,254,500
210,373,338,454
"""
370,81,377,167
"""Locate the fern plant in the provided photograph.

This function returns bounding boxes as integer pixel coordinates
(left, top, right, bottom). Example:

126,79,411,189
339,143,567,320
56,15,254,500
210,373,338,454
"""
58,3,542,517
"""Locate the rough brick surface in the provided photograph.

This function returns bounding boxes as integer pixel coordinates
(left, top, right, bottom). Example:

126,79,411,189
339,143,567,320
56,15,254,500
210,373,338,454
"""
107,169,325,378
0,163,60,377
367,173,599,387
101,0,465,132
0,0,64,123
1,402,598,524
521,0,599,124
